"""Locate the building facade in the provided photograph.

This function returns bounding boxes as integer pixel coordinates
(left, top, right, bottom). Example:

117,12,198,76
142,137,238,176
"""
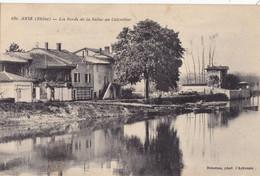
0,70,34,102
71,62,94,100
74,47,117,99
1,43,118,102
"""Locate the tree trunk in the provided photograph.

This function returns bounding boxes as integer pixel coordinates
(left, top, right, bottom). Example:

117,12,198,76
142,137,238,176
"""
144,76,149,102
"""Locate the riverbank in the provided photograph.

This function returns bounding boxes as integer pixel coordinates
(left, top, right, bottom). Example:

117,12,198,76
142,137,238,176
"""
0,100,227,142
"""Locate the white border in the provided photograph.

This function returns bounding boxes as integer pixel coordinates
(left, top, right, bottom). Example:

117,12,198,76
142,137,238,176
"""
0,0,259,4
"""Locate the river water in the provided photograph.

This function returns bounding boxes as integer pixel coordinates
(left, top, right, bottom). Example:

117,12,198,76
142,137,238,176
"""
0,97,259,176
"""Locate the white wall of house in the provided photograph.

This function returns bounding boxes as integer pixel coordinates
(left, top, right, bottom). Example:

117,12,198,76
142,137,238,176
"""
93,64,112,97
71,63,93,88
0,82,14,99
34,86,72,101
54,87,72,101
35,87,40,101
0,81,33,102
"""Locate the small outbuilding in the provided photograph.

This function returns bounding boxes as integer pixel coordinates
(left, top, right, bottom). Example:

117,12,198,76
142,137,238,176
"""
0,70,34,102
206,65,229,88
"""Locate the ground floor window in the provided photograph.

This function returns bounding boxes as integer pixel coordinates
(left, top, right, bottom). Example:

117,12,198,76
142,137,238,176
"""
72,87,92,100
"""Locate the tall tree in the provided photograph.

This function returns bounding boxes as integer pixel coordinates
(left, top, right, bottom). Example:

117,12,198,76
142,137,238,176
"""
112,19,184,100
6,42,25,52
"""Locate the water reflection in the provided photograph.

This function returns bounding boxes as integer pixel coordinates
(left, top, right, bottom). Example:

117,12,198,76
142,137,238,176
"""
0,130,124,176
122,119,183,176
0,97,259,176
0,118,183,176
175,97,260,176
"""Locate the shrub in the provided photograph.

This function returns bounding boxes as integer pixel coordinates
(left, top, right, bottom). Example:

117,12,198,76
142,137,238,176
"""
121,88,143,99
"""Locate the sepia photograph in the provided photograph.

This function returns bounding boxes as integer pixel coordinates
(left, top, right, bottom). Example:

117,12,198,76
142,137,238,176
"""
0,3,260,176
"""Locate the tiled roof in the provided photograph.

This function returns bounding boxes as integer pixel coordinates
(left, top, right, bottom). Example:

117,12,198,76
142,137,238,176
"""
0,71,34,82
29,48,84,69
0,53,30,63
7,52,33,61
74,47,114,64
206,65,229,70
74,47,114,58
46,49,85,63
29,52,67,69
85,55,110,64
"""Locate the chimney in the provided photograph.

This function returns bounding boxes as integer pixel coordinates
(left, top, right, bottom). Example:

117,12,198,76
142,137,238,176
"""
45,42,49,50
99,48,102,52
56,43,61,51
104,46,110,53
82,50,85,58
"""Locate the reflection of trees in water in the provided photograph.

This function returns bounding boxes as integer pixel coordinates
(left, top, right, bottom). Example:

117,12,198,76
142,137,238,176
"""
207,108,240,128
34,141,73,160
222,107,240,118
0,141,73,174
219,96,259,126
121,121,183,176
1,122,182,175
195,97,259,129
208,103,244,128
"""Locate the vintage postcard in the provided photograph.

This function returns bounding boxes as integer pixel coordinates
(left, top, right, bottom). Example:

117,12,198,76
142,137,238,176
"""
0,3,260,176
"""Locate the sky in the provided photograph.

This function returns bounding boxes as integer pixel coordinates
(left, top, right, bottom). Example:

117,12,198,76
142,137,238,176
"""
1,4,260,76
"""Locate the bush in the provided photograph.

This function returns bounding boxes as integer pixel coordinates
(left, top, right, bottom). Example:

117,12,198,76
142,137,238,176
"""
121,88,133,99
121,88,143,99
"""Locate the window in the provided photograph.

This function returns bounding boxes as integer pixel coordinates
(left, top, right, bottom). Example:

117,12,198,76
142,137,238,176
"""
18,88,22,98
96,65,99,72
85,74,88,83
85,74,91,83
89,74,91,83
65,74,70,82
74,73,80,83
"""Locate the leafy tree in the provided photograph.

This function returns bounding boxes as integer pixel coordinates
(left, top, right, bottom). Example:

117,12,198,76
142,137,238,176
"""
112,19,184,100
221,74,240,90
6,42,25,52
